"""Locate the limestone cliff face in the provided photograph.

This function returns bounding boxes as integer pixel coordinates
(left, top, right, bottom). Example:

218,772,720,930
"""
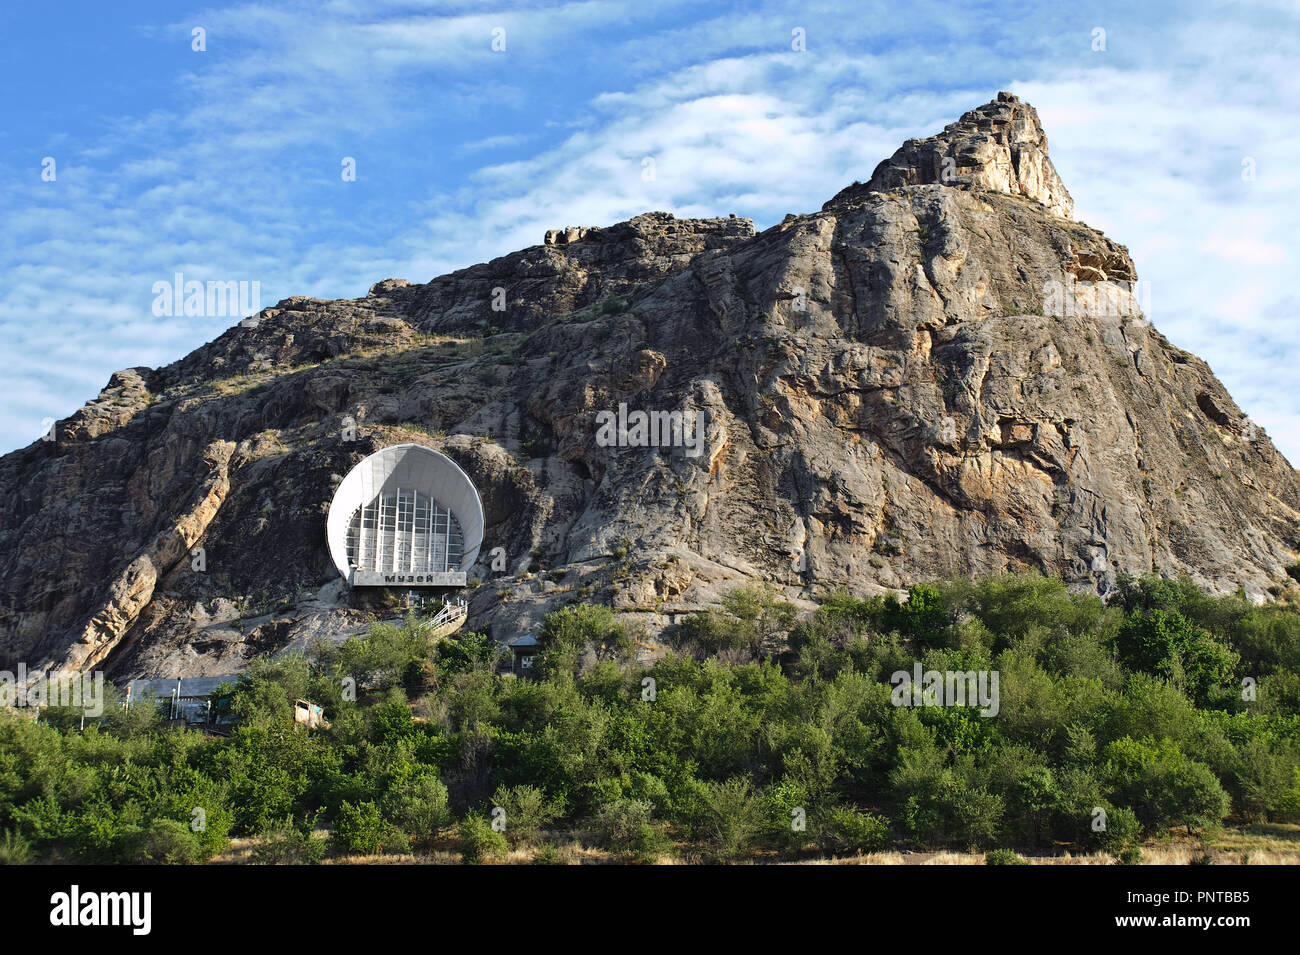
2,93,1297,679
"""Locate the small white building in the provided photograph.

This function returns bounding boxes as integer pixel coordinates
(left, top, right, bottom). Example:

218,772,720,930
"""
506,634,540,677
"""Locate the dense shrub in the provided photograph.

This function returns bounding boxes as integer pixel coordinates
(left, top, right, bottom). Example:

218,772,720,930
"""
676,585,797,659
491,784,561,846
129,819,205,865
824,807,892,855
884,583,950,644
457,813,508,864
385,773,452,845
1115,610,1239,705
0,829,31,865
1103,737,1229,833
1093,805,1142,854
697,777,765,860
539,603,632,672
331,800,397,855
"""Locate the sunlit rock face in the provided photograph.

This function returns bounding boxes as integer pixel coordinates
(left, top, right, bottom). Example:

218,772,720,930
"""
2,94,1297,679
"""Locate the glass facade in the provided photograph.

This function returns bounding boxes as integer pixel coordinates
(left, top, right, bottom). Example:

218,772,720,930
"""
344,488,466,574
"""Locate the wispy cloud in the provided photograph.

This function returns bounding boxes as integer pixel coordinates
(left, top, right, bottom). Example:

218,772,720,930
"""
2,0,1297,466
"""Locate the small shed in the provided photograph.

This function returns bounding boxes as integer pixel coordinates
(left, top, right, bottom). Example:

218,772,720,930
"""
293,699,330,730
506,635,540,676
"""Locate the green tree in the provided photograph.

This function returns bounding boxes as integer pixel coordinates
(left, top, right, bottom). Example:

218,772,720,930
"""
699,777,765,861
331,800,395,855
593,799,661,857
538,603,631,672
1103,736,1229,834
491,784,561,846
1115,610,1238,704
385,773,452,845
824,807,892,855
884,583,950,644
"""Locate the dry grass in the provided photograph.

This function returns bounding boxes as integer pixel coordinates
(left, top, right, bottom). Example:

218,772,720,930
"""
201,333,484,400
1211,821,1300,855
210,822,1300,865
209,836,259,864
805,828,1300,865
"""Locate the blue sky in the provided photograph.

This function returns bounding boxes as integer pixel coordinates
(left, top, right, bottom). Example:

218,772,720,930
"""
3,0,1299,462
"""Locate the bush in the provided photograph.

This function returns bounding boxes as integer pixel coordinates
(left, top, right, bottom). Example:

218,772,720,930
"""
530,842,562,864
386,773,452,845
437,631,500,675
956,573,1104,651
1104,737,1229,834
130,819,204,865
1115,610,1238,704
985,848,1030,865
458,814,508,864
1117,845,1143,865
699,777,765,861
892,749,1005,847
678,586,797,659
331,800,396,856
333,616,436,690
0,829,32,865
1092,805,1142,854
884,583,950,644
491,784,561,846
252,817,326,865
1233,609,1300,676
538,603,631,671
824,807,892,855
677,609,751,657
593,799,660,857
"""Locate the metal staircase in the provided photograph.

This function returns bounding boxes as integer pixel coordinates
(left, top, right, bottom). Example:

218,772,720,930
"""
424,597,468,640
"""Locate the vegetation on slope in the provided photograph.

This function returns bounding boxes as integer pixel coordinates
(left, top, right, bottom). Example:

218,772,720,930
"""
2,573,1300,864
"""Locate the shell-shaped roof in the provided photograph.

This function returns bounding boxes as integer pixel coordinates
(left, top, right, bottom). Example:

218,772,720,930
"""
326,443,485,579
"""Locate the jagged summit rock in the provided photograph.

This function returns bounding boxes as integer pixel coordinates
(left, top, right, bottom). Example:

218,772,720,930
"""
826,92,1075,219
2,94,1296,680
368,277,410,297
545,226,596,246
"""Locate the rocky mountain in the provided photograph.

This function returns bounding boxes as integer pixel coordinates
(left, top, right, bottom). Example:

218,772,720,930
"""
3,92,1298,680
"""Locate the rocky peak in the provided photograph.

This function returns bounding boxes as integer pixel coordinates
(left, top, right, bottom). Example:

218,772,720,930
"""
826,92,1074,219
545,212,755,249
544,226,596,246
367,277,411,297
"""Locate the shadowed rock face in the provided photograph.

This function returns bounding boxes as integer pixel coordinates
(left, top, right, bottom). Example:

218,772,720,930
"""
2,93,1297,679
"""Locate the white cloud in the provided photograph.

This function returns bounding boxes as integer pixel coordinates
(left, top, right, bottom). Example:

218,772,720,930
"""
4,0,1298,471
